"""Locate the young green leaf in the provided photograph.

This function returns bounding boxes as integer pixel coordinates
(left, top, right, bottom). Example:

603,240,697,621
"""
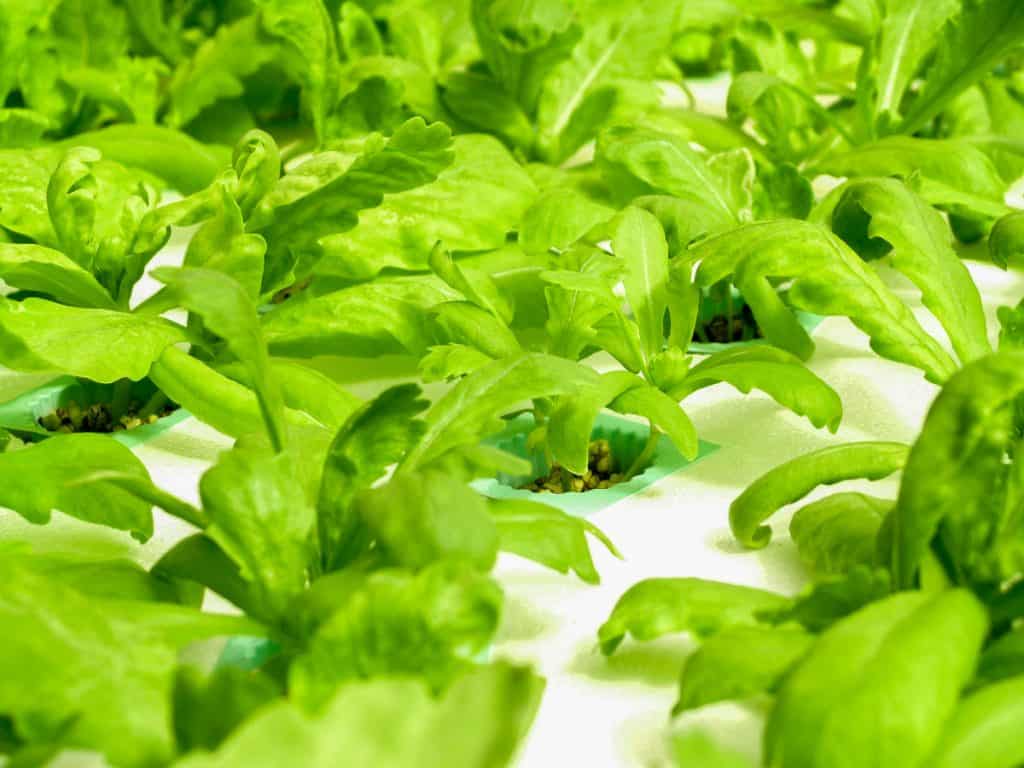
148,348,323,444
789,492,890,575
898,0,1024,135
182,185,267,301
518,186,614,255
694,220,959,382
597,126,741,240
766,590,988,768
820,137,1007,210
730,442,909,549
891,351,1024,588
612,207,670,366
830,178,991,365
0,298,186,382
0,243,116,308
764,566,893,633
990,210,1024,269
0,556,255,768
256,0,341,143
353,470,499,572
428,243,514,324
672,731,754,768
151,266,286,451
249,118,454,292
262,275,456,358
316,136,536,279
598,577,790,655
673,624,813,715
488,497,620,584
927,676,1024,768
976,628,1024,686
871,0,959,126
0,435,153,540
199,446,315,621
317,384,428,571
667,346,843,433
173,666,281,754
165,16,278,130
400,353,602,472
534,0,679,162
289,562,502,709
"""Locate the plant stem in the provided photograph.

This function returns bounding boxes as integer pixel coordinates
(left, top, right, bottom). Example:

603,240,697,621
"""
109,379,134,423
138,390,170,419
625,424,660,480
726,284,735,340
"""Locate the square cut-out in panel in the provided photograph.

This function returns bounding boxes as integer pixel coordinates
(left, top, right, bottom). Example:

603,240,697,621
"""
473,412,718,517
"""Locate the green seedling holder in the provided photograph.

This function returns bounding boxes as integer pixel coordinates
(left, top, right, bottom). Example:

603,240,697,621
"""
473,412,718,517
0,376,190,447
216,636,281,671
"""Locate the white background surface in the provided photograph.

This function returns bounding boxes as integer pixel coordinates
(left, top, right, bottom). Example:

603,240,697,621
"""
2,79,1024,766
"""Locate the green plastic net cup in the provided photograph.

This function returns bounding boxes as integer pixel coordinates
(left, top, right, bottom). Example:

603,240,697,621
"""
473,412,718,517
0,376,190,447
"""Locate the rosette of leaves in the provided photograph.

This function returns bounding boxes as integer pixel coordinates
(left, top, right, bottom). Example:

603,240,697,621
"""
413,205,842,483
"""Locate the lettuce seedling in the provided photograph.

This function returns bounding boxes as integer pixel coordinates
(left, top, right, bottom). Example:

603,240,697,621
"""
416,207,841,488
663,1,1024,231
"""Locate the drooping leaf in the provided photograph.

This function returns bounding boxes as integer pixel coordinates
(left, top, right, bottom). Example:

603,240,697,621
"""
249,118,454,292
316,135,536,279
488,497,620,584
262,275,457,358
598,577,789,655
0,243,116,308
730,442,909,549
0,435,153,540
668,346,843,433
830,178,990,365
693,220,959,382
0,298,186,382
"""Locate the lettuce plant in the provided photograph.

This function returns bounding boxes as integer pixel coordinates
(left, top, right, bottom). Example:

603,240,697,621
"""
665,0,1024,231
0,267,623,765
597,346,1024,768
410,208,842,485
